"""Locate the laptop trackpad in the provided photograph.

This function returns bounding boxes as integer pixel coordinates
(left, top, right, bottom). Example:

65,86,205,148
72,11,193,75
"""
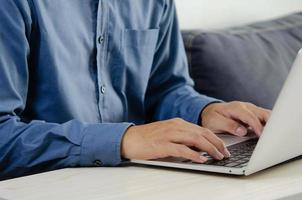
218,133,256,147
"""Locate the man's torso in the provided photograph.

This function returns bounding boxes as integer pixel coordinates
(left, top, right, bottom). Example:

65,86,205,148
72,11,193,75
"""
24,0,165,124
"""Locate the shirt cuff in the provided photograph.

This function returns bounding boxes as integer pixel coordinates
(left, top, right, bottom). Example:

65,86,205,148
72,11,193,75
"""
79,122,133,167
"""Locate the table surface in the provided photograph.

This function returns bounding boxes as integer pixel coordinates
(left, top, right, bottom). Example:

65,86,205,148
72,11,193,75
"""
0,159,302,200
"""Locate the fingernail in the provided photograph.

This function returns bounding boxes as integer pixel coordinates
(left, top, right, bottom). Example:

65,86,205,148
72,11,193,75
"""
223,147,231,158
215,152,224,160
235,126,247,136
199,156,208,163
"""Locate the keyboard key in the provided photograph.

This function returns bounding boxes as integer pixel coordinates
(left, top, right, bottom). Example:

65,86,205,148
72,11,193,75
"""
202,139,258,168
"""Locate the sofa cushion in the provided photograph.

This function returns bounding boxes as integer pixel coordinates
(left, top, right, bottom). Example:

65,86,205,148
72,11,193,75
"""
182,13,302,109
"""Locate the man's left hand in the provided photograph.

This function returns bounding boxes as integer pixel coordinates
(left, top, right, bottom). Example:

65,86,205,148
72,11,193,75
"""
201,101,271,137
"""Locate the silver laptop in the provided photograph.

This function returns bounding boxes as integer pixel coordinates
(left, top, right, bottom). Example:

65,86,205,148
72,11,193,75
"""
131,49,302,176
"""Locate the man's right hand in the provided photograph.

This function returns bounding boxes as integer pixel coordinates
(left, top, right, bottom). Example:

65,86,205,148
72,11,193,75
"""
121,118,231,163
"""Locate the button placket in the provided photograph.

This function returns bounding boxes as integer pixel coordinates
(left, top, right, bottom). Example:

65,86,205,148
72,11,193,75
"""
95,0,108,121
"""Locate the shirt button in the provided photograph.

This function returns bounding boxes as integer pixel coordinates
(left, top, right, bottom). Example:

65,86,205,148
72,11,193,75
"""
94,160,103,167
98,35,104,44
100,86,106,94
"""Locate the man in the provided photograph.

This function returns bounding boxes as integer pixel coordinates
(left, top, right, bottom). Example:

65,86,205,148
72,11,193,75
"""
0,0,270,179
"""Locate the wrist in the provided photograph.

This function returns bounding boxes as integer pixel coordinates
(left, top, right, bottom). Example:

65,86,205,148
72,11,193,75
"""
200,102,221,126
121,125,138,160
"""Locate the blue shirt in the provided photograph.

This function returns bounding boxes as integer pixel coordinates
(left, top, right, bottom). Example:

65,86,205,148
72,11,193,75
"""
0,0,217,179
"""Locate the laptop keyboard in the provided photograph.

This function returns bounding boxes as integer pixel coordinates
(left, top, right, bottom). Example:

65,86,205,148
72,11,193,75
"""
182,138,258,168
204,138,258,168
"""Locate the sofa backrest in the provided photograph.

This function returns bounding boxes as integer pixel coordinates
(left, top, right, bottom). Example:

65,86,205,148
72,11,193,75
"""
182,13,302,109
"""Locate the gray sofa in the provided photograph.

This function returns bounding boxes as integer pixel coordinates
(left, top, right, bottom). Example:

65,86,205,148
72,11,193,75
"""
182,12,302,109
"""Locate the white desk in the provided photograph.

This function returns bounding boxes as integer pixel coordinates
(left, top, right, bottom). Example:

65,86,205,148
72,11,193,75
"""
0,159,302,200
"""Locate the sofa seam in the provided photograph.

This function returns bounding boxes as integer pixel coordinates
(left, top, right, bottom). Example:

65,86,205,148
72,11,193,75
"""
212,21,302,35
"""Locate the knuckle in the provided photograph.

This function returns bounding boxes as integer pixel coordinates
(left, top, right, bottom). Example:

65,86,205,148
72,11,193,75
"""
206,145,217,155
181,147,197,158
217,138,225,149
239,102,248,109
166,120,176,127
231,101,241,106
170,118,184,125
249,112,258,121
228,101,245,110
245,115,256,125
202,128,213,136
192,132,202,141
176,117,185,123
227,122,239,131
166,118,175,124
234,101,246,108
247,102,255,107
175,147,186,157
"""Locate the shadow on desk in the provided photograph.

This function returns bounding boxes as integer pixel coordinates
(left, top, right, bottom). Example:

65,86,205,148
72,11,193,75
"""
277,193,302,200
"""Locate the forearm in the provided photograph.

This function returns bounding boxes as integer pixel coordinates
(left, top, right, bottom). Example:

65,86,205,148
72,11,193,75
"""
152,85,221,124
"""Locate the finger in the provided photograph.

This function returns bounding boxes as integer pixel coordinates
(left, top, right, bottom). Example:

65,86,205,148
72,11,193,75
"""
167,121,227,159
167,143,208,163
170,130,225,160
225,105,263,136
246,104,272,124
209,114,248,137
195,137,225,160
201,129,231,158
